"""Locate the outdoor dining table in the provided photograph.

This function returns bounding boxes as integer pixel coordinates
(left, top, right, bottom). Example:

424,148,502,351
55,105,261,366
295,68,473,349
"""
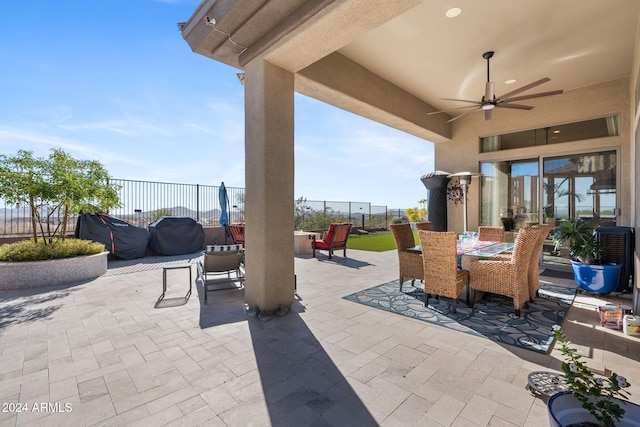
407,240,515,270
407,240,515,305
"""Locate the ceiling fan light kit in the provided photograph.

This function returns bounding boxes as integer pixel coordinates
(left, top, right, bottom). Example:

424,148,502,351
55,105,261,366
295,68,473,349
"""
429,51,564,122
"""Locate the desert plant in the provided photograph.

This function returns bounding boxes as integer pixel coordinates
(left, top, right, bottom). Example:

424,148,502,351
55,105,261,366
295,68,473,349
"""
552,326,631,426
151,208,173,222
0,239,105,262
294,196,312,230
406,199,427,222
301,209,346,232
0,149,120,244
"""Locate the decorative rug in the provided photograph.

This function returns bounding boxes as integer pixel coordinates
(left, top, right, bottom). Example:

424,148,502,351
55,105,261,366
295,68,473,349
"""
343,280,575,354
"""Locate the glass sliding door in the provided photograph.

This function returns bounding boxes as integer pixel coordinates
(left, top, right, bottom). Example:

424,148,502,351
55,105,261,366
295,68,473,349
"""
542,151,617,266
480,159,539,232
480,150,618,268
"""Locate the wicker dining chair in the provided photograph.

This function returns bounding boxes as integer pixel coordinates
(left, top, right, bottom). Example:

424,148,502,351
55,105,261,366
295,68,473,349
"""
418,230,469,313
390,223,422,291
492,224,553,301
415,221,435,231
528,223,553,299
478,226,505,242
469,226,538,316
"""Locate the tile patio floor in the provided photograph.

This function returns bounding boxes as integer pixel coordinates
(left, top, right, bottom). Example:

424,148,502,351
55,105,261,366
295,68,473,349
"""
0,249,638,426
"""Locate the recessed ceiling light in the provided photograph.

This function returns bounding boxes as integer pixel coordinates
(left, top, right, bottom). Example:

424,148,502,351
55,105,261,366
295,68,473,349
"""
505,79,516,85
445,7,462,18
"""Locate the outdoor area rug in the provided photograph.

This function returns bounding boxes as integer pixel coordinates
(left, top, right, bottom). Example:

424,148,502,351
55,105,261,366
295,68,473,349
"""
343,280,576,354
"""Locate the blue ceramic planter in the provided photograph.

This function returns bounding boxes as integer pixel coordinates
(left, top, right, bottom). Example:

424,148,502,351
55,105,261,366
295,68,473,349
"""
570,261,621,294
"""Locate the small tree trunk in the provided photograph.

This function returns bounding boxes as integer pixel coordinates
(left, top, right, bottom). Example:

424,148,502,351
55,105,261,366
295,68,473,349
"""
29,198,37,243
61,204,69,239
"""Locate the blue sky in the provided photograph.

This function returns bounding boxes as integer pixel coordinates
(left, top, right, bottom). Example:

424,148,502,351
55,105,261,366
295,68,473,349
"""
0,0,434,209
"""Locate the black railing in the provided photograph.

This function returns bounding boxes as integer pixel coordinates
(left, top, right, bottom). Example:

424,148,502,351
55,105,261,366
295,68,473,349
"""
110,179,246,228
0,178,405,236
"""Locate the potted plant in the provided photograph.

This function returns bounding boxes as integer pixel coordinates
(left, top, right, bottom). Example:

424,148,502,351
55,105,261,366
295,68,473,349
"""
548,326,638,427
552,220,620,294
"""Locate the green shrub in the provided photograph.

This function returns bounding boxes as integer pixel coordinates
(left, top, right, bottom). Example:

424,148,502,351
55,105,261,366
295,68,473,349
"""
0,239,105,262
406,198,428,222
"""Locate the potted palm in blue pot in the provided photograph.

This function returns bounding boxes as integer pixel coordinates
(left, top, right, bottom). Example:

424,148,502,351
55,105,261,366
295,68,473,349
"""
553,221,620,294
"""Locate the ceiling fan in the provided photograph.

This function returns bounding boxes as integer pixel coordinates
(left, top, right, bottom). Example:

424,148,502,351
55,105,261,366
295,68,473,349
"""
428,51,564,123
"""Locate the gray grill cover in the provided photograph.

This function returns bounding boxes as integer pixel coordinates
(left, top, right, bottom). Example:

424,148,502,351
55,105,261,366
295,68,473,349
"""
148,217,205,255
75,213,149,260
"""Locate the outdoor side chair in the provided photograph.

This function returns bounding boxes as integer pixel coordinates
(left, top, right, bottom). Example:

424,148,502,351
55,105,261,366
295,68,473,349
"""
390,223,423,291
415,221,435,231
312,223,351,259
225,223,245,245
491,224,552,300
478,226,505,242
418,230,469,313
469,226,538,317
198,244,245,303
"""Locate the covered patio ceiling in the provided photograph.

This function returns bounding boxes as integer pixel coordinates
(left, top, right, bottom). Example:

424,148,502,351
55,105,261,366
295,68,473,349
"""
181,0,640,142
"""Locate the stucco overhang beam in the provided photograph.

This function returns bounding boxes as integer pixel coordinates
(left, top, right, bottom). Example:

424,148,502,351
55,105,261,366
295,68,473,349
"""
181,0,336,69
297,52,451,142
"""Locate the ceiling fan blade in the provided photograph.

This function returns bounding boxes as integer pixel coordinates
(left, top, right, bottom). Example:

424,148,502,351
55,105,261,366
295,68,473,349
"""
501,89,564,103
484,108,492,121
496,103,534,110
498,77,551,100
447,106,482,123
441,98,482,105
427,105,481,115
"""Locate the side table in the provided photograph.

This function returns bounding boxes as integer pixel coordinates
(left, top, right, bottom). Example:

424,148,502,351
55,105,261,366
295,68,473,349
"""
161,262,192,300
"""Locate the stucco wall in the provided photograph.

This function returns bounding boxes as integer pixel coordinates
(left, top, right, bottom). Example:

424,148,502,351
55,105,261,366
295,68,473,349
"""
630,18,640,312
434,78,631,234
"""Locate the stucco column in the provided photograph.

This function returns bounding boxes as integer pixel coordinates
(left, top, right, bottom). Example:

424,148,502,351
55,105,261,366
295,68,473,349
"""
243,59,295,313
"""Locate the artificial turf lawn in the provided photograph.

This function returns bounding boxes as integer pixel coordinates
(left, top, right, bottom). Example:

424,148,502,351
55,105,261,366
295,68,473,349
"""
346,231,419,252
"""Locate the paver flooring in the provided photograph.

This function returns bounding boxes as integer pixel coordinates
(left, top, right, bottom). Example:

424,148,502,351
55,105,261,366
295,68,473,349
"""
0,249,638,426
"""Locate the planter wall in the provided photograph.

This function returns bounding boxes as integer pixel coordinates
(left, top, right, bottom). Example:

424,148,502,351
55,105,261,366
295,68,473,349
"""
0,251,108,290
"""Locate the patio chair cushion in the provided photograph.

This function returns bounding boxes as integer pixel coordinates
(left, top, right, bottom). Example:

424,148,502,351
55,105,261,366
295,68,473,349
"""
225,223,245,245
206,244,244,252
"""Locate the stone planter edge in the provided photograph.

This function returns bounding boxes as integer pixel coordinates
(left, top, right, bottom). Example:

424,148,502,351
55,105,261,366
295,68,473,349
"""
0,251,108,290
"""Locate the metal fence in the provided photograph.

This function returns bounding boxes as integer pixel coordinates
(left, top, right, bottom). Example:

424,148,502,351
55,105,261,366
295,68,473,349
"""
110,179,246,228
0,178,407,236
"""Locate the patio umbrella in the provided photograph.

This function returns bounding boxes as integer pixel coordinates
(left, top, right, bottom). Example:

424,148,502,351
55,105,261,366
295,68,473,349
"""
219,182,230,242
